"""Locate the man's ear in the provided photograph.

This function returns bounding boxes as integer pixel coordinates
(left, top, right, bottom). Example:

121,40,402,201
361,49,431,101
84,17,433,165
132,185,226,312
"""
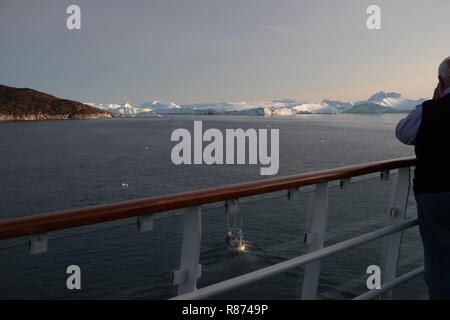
439,76,450,92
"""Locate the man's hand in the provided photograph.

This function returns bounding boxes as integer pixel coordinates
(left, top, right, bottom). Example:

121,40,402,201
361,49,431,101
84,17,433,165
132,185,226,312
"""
433,83,442,100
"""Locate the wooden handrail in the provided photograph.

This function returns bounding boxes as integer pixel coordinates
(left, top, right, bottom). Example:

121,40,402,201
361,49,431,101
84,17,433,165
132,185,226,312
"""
0,156,416,240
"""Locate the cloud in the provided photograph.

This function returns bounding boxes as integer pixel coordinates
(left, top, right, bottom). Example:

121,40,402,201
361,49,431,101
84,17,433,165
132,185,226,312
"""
260,25,289,33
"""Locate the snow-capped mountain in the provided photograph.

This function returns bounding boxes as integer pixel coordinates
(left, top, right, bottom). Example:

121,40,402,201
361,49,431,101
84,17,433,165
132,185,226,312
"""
87,91,426,116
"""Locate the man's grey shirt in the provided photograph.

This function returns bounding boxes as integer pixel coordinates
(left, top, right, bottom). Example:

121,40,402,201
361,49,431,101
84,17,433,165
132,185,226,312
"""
396,88,450,145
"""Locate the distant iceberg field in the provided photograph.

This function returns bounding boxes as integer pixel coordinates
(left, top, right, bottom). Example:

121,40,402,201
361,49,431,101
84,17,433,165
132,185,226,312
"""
86,91,426,116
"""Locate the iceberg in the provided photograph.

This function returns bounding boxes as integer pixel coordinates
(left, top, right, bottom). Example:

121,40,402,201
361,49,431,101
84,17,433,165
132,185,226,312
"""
87,91,427,116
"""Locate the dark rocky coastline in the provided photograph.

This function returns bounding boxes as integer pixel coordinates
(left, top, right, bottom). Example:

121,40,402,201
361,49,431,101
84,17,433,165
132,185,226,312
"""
0,84,115,121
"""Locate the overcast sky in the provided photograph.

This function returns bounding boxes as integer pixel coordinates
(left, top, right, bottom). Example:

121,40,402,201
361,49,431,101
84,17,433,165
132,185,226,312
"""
1,0,450,105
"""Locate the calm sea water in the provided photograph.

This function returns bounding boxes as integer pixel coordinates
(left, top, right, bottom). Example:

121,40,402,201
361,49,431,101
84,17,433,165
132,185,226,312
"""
0,114,427,299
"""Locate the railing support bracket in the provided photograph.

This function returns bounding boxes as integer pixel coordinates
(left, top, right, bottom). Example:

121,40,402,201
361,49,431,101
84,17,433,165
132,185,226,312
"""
381,170,390,181
172,264,202,286
340,178,351,190
389,207,400,219
137,215,154,232
288,187,300,200
304,232,317,245
225,199,239,214
29,233,48,254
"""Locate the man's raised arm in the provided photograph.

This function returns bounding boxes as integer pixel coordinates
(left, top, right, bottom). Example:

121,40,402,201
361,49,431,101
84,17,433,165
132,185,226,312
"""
395,105,423,145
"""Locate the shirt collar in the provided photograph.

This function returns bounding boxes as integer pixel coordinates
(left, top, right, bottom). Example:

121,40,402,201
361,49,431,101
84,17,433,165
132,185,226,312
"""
443,87,450,97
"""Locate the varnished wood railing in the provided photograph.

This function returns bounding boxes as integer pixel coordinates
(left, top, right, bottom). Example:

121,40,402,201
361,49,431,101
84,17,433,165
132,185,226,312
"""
0,156,415,241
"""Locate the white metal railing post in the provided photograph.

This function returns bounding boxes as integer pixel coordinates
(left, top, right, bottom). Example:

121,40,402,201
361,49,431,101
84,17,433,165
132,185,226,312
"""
301,182,329,300
382,166,411,299
172,206,202,295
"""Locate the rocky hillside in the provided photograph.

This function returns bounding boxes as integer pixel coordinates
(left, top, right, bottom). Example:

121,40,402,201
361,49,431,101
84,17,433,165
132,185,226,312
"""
0,85,115,121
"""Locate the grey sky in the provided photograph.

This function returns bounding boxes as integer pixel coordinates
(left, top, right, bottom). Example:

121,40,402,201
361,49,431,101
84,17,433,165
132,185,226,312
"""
1,0,450,105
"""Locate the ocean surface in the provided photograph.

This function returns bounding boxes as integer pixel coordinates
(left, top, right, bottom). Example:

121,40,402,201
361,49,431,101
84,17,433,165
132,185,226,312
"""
0,114,427,299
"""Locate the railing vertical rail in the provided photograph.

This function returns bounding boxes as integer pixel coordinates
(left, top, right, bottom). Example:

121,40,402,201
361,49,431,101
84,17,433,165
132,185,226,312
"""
173,206,203,295
301,182,329,300
382,166,411,299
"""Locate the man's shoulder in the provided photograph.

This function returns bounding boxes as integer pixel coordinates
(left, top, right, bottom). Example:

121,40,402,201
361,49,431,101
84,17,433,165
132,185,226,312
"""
422,94,450,110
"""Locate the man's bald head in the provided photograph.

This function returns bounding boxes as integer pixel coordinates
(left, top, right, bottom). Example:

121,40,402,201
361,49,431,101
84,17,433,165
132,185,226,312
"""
435,57,450,99
438,57,450,80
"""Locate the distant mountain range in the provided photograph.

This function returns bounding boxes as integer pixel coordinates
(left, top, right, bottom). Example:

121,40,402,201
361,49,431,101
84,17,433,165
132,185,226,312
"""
0,85,425,122
88,91,426,116
0,85,115,121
